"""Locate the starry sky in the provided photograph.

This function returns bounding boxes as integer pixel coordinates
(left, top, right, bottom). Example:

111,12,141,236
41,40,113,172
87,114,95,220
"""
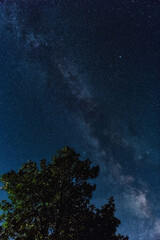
0,0,160,239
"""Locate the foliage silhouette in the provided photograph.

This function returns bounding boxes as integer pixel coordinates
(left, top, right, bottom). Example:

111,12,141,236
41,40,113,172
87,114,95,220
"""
0,146,128,240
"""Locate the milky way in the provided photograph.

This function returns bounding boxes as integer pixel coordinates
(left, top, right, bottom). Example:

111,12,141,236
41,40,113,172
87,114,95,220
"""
0,1,160,239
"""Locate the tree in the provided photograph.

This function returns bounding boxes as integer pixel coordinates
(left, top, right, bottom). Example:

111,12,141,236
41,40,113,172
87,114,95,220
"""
0,146,128,240
83,197,128,240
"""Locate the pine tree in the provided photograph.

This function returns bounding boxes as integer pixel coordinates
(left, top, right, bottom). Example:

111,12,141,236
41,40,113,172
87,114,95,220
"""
0,146,128,240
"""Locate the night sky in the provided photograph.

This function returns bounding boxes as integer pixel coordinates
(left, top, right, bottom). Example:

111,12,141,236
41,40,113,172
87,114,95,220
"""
0,0,160,239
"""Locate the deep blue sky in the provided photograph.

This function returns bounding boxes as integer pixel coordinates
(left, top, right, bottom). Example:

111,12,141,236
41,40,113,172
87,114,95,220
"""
0,0,160,239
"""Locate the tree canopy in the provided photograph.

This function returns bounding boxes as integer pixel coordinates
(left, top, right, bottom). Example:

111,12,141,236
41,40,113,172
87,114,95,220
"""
0,146,128,240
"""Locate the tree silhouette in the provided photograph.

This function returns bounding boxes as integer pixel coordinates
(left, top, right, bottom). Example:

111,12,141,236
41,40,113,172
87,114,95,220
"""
0,146,128,240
